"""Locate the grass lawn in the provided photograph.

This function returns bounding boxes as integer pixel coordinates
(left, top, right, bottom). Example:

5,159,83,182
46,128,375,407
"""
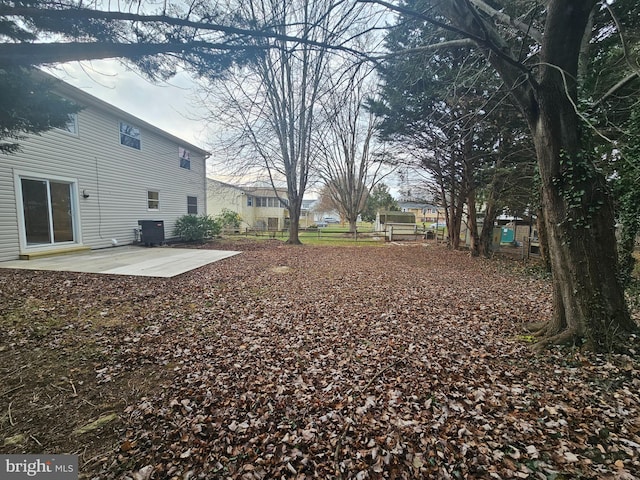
1,240,638,479
224,225,387,247
294,229,385,247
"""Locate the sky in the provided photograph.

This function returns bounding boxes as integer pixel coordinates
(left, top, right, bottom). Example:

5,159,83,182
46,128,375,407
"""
48,60,210,149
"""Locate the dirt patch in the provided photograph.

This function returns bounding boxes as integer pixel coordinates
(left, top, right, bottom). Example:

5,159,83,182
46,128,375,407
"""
0,273,175,470
270,266,292,274
1,240,638,479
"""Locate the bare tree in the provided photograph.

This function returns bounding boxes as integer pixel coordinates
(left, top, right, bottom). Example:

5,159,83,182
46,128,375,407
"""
200,0,378,243
316,66,393,233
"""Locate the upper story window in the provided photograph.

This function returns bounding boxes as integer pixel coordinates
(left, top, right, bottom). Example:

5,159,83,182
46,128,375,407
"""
52,95,79,135
246,196,253,207
65,114,78,135
268,197,280,208
256,196,286,208
56,113,78,135
179,147,191,170
120,121,141,150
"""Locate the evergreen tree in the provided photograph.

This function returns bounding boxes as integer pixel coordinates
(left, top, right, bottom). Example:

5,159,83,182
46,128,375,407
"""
0,67,81,154
369,0,535,253
361,183,399,222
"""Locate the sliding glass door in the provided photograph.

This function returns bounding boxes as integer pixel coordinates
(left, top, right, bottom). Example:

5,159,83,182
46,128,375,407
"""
21,178,75,246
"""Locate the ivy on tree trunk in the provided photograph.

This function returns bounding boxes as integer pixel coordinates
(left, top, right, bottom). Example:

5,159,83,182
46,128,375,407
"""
428,0,636,350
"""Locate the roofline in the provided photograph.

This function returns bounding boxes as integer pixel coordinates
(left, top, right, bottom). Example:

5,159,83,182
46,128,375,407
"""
207,178,250,194
37,69,209,157
207,178,288,195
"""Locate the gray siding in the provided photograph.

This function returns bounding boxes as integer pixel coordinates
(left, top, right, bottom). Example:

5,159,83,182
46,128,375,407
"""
0,83,207,262
0,164,20,261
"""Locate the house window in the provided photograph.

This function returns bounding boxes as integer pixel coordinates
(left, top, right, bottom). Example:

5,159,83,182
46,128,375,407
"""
147,190,159,210
56,113,78,135
120,121,141,149
52,95,79,135
256,197,267,207
187,196,198,214
247,196,253,207
179,147,191,170
65,114,78,135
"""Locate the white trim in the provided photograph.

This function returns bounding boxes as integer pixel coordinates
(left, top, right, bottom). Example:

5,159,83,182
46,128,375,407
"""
13,169,83,253
147,189,160,211
119,120,142,150
187,195,198,215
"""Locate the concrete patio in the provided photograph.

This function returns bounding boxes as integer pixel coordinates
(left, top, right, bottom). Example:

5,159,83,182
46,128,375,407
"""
0,245,240,277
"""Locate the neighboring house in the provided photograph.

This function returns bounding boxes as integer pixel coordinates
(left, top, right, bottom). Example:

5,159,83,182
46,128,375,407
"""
398,200,445,225
399,200,426,222
422,204,446,225
207,179,289,231
0,72,208,262
300,199,317,228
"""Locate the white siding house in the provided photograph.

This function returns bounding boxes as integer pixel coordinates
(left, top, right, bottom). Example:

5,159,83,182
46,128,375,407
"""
207,179,289,231
0,73,208,261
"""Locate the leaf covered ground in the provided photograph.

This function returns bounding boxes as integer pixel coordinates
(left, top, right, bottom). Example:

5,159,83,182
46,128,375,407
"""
1,241,639,479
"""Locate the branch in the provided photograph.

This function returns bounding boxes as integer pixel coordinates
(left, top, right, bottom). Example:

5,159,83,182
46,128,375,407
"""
0,41,260,66
603,1,640,78
591,72,640,109
0,5,366,62
588,3,640,109
372,39,476,60
0,5,310,44
538,61,615,144
361,0,531,76
360,0,486,45
467,0,542,43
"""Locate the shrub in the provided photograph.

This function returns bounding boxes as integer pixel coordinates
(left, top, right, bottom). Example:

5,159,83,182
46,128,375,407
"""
173,214,221,242
217,208,242,230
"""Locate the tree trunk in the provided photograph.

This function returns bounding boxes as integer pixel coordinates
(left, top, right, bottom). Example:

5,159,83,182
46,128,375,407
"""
479,198,497,258
467,189,479,256
447,164,464,249
530,63,634,350
533,136,633,348
616,179,640,286
287,196,302,245
448,199,463,249
618,220,639,287
535,207,551,273
478,164,502,258
436,0,636,350
462,137,479,256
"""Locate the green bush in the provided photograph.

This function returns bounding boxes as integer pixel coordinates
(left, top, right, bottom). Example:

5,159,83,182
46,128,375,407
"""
173,214,221,242
217,208,242,229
